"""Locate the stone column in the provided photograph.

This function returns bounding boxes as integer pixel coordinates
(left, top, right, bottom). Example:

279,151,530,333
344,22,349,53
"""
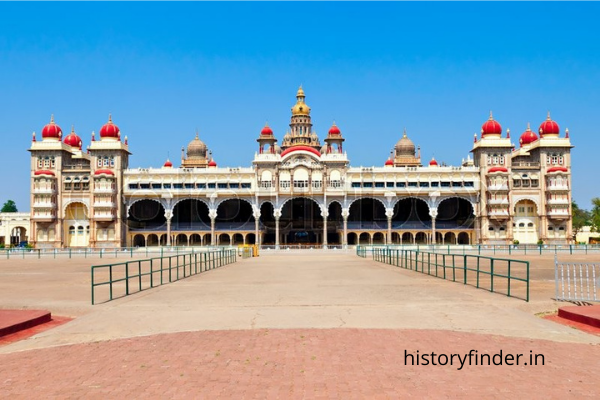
429,210,438,245
253,208,261,247
209,209,217,246
386,208,394,245
342,209,349,248
274,209,281,249
165,211,173,246
321,208,329,248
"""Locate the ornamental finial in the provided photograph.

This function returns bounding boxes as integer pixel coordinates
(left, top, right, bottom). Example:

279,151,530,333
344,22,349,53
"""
489,110,493,120
547,111,551,120
108,113,112,123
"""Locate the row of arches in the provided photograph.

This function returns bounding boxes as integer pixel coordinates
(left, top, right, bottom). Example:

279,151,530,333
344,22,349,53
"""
127,196,474,246
346,231,471,245
132,232,257,247
128,197,474,231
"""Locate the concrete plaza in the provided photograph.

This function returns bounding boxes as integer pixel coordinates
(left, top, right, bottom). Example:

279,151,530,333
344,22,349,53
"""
0,249,599,398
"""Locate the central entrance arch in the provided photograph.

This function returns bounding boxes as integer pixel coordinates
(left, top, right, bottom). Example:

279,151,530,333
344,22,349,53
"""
280,197,323,244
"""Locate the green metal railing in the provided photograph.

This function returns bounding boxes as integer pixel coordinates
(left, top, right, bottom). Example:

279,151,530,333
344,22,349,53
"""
366,247,530,302
91,248,236,305
0,246,230,260
355,243,600,257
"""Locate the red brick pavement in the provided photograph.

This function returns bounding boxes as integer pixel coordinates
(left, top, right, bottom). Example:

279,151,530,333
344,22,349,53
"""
1,329,599,399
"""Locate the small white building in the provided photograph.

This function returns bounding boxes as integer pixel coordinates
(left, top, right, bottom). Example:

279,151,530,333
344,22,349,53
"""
0,212,30,247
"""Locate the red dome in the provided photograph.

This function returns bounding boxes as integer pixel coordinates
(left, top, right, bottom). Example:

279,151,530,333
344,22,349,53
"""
208,159,217,167
488,166,508,173
429,158,438,166
539,112,560,136
260,124,273,136
547,166,568,173
63,127,82,149
385,158,394,166
280,145,321,158
328,123,341,136
163,159,173,168
99,115,120,140
481,112,502,136
95,169,114,176
519,124,538,146
41,115,62,140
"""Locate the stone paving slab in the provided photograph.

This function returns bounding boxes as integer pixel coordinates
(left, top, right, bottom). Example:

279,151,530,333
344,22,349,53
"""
1,328,599,399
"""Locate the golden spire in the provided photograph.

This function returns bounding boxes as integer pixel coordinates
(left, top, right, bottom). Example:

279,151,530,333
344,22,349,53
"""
71,125,75,133
489,110,494,120
403,127,407,137
50,114,55,124
195,128,199,140
108,114,112,123
526,122,531,131
547,111,551,120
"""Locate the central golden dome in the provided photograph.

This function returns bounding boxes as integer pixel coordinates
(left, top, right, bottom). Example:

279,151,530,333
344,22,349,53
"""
291,86,311,116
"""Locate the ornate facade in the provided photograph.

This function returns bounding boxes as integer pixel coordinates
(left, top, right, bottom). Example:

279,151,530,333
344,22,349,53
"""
28,87,573,248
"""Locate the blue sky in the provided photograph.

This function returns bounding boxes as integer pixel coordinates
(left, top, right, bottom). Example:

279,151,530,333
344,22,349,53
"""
1,2,599,210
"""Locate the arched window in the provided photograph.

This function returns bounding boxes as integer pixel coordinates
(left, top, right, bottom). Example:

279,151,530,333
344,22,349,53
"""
37,158,43,168
77,226,84,235
69,226,75,235
110,156,115,167
527,222,534,228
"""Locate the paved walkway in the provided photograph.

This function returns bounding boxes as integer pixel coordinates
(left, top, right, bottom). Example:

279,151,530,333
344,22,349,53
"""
1,250,599,397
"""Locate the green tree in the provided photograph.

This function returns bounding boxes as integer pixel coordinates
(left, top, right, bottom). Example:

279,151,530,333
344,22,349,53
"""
591,197,600,232
572,201,591,238
1,200,17,212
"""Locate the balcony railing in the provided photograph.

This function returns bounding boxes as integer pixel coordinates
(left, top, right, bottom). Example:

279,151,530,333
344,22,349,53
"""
512,162,540,168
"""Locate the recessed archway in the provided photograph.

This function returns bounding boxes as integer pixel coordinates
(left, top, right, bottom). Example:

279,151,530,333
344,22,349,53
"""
259,202,276,245
128,200,166,231
133,234,145,247
392,198,430,229
373,232,385,244
358,232,371,244
457,232,470,245
216,198,255,230
436,198,474,229
415,232,428,244
280,197,324,244
327,201,343,244
190,233,202,246
175,233,188,246
64,202,89,247
172,199,210,231
347,232,358,245
348,198,386,229
147,234,159,247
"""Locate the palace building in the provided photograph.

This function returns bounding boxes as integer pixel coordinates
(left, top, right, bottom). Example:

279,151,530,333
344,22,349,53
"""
28,87,574,248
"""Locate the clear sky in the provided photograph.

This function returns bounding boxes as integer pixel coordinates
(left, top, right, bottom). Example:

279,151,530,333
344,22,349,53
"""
1,2,599,211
